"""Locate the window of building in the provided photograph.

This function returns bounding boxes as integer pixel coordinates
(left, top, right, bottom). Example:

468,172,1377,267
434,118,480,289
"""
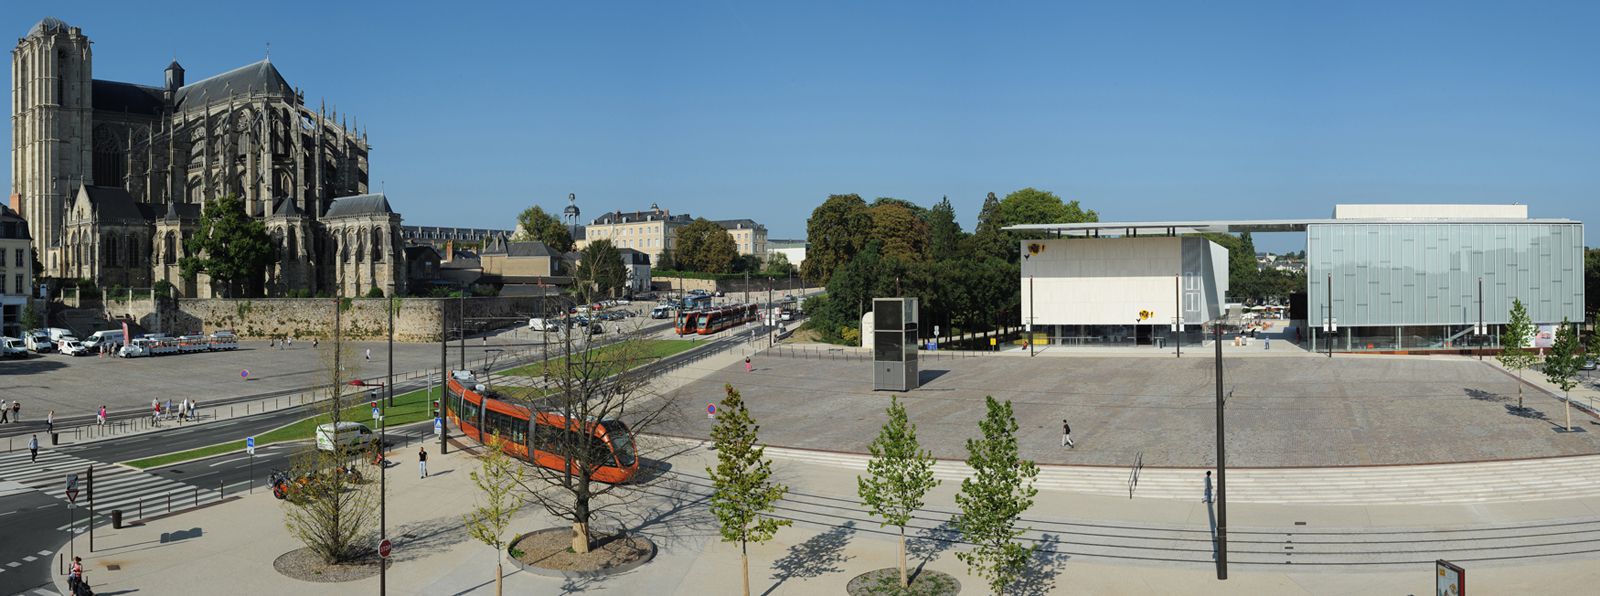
12,275,20,296
14,248,22,268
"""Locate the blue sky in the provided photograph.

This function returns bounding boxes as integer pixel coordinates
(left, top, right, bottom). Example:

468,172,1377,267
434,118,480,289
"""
7,1,1597,251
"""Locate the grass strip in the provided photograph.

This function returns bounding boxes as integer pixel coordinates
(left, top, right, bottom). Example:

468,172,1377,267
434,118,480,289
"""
499,339,697,378
124,386,443,469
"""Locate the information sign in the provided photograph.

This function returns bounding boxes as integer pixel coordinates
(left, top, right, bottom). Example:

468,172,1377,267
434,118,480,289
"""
246,436,256,455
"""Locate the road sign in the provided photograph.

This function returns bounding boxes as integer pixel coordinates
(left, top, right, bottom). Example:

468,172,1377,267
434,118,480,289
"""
241,369,250,379
434,417,443,436
706,403,717,419
65,473,80,504
379,538,392,558
989,337,997,346
246,436,256,455
372,407,381,420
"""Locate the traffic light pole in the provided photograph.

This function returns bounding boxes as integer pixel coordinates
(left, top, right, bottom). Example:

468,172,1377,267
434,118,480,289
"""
1214,323,1228,579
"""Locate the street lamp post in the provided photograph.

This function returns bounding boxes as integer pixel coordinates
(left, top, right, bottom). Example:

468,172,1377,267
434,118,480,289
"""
438,307,448,455
380,286,391,595
1213,322,1228,580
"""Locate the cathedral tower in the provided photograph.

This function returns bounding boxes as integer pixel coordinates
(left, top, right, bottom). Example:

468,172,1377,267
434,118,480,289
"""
11,17,93,275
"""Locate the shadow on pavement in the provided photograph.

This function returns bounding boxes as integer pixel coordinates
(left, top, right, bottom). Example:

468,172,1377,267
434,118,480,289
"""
907,519,961,579
764,520,856,596
1011,532,1070,596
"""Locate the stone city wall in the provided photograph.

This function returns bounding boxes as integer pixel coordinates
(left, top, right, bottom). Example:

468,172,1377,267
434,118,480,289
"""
104,296,558,342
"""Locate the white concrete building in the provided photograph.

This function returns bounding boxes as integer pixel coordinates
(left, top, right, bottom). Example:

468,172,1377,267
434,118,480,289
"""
1017,236,1228,346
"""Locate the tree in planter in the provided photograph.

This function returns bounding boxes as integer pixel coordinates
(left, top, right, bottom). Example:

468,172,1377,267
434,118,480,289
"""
508,290,678,555
465,433,526,596
953,396,1039,596
857,395,940,589
1544,318,1584,432
281,300,376,563
179,195,277,297
708,384,791,596
1497,298,1537,410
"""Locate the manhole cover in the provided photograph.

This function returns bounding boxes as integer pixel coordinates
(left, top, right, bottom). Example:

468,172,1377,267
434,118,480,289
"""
105,564,121,571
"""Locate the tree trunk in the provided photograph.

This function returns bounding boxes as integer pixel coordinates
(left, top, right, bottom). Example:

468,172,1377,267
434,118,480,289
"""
572,521,590,554
741,545,751,596
1518,371,1524,410
1565,391,1572,431
899,525,908,587
495,561,503,596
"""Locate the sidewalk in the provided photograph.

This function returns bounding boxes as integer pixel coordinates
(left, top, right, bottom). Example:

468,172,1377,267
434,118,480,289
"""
55,433,1600,596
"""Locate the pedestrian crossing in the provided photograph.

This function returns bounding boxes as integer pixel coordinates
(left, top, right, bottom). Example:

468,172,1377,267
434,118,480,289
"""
0,449,225,522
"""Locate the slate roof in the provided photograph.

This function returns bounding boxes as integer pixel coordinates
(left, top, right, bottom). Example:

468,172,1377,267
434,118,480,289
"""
77,186,146,223
504,241,554,258
135,202,199,222
271,196,303,217
590,210,690,225
91,80,165,116
324,193,394,218
0,204,30,240
28,17,68,37
175,60,294,108
714,218,765,231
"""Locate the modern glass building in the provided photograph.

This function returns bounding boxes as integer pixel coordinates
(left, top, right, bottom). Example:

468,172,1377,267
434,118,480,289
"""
1006,204,1586,353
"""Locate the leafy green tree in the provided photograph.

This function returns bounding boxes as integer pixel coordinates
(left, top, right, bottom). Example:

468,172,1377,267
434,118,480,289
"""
927,196,964,262
20,303,42,332
869,200,930,262
464,433,526,596
964,192,1009,263
513,205,575,253
675,218,738,273
858,396,941,588
762,252,796,277
707,384,791,596
576,239,627,298
1498,298,1538,410
997,187,1097,230
180,195,277,297
1544,319,1584,432
1585,247,1599,318
953,396,1039,596
802,194,872,284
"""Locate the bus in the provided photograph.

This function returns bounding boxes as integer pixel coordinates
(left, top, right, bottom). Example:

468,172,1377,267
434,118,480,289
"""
444,373,639,484
680,294,712,310
696,304,759,335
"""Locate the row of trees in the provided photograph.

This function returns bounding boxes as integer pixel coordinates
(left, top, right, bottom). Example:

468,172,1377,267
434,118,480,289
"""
711,386,1041,595
802,189,1097,344
1497,297,1600,431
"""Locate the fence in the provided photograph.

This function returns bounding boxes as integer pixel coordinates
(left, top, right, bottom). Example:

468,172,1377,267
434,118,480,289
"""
761,343,994,361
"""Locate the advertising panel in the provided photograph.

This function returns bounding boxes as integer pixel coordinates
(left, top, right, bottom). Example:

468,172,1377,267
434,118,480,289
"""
1533,324,1557,348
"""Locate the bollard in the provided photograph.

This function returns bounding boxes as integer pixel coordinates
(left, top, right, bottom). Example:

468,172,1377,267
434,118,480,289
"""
112,509,123,529
167,493,171,513
194,487,198,507
139,498,143,519
219,480,224,500
231,406,234,418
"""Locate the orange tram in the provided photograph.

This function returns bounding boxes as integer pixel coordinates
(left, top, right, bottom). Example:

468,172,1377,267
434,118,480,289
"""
676,303,759,335
444,372,639,484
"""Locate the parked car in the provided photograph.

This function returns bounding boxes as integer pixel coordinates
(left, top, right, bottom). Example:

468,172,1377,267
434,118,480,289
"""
118,339,152,358
59,338,90,356
1583,359,1598,372
528,317,561,332
780,310,794,322
2,337,28,358
651,306,672,319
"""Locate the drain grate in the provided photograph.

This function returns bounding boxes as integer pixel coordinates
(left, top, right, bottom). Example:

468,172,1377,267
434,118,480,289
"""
105,564,121,571
1294,521,1306,525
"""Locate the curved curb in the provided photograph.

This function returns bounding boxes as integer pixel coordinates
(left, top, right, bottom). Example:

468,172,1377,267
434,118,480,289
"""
506,529,656,579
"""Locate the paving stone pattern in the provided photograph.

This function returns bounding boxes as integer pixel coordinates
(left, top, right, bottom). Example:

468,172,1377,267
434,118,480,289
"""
659,353,1600,467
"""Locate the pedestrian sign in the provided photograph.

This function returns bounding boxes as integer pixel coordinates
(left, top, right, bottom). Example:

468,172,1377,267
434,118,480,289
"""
372,407,381,421
65,473,79,504
246,436,256,455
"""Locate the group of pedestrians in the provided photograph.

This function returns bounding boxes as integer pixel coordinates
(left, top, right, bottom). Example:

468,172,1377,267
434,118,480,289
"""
150,398,198,425
0,398,20,423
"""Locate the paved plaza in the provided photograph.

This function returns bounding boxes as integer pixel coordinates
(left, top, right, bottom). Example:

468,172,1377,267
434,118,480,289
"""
657,347,1600,468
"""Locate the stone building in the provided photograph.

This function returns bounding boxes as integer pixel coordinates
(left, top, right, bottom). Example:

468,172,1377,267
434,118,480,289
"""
715,218,768,261
1,204,34,336
10,17,405,296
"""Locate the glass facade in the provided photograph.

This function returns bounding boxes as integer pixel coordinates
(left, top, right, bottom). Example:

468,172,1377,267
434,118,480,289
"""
1305,222,1583,352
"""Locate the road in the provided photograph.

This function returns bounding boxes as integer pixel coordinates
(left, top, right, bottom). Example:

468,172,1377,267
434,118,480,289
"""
0,487,66,595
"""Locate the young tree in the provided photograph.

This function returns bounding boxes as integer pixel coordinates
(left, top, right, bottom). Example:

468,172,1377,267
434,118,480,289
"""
20,303,41,332
857,396,940,588
1544,318,1584,432
179,194,277,297
513,204,575,253
575,239,627,298
953,396,1039,596
1498,298,1537,410
509,302,678,555
281,300,377,563
708,384,791,596
675,218,739,273
464,433,526,596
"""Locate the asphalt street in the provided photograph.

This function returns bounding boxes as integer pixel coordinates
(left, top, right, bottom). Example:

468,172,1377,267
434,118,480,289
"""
0,488,66,595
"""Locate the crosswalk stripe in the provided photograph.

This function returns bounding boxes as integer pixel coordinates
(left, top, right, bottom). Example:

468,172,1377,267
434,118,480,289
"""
0,450,221,521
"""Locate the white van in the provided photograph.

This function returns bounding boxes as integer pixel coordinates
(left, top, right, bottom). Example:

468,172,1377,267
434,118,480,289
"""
527,317,560,332
315,422,377,452
83,330,125,351
2,337,28,358
59,338,90,356
25,332,55,353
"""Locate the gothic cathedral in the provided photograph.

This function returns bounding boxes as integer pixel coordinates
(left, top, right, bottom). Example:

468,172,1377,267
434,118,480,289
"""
10,17,406,297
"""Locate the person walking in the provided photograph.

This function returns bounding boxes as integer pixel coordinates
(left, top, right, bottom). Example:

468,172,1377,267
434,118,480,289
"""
1203,471,1214,503
179,399,189,424
312,337,319,349
28,434,39,462
46,410,54,434
1061,419,1075,448
744,357,752,373
1,399,9,424
96,405,105,426
68,556,83,593
287,337,294,348
418,447,428,478
365,348,372,361
189,399,198,421
10,400,19,423
1264,336,1271,350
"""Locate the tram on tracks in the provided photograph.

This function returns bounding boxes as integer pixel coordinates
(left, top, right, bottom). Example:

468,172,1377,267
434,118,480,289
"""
676,303,759,336
443,372,639,484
